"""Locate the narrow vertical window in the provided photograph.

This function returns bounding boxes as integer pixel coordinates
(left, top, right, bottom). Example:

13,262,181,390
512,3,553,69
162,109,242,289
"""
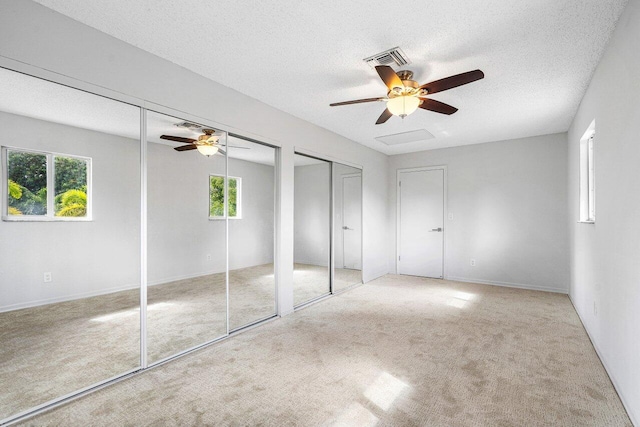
579,121,595,223
587,134,595,221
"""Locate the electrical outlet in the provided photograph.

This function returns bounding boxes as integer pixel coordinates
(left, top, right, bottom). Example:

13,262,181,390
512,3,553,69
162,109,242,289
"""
43,272,52,283
206,254,212,261
470,259,476,267
593,301,597,317
448,213,454,220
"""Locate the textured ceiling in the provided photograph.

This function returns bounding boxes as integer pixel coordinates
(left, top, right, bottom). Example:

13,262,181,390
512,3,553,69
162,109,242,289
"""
33,0,628,155
0,67,272,164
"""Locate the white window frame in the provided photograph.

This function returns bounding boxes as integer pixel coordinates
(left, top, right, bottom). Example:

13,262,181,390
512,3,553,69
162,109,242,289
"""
208,174,242,220
579,121,595,224
2,146,92,222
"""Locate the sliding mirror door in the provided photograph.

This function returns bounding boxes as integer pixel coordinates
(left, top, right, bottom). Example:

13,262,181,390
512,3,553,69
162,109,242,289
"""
227,136,276,330
332,163,363,292
0,68,141,420
293,153,331,306
146,111,227,364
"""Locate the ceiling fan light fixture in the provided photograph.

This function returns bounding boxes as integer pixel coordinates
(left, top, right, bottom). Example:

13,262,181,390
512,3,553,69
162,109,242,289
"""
196,143,219,157
387,95,420,118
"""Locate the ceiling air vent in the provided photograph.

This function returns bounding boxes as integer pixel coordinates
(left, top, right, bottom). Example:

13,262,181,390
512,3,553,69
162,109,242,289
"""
375,129,435,146
175,121,202,131
364,47,410,68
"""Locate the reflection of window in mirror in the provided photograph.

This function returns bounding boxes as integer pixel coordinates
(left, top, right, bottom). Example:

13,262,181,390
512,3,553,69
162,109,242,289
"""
209,174,242,219
3,147,91,220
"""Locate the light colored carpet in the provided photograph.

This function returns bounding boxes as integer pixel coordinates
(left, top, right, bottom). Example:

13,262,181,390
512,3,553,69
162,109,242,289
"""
334,267,362,293
16,275,632,426
0,263,279,421
293,264,362,306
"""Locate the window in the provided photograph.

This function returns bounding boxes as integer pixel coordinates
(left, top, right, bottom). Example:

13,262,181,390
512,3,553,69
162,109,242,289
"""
579,122,595,223
3,147,91,220
209,174,242,219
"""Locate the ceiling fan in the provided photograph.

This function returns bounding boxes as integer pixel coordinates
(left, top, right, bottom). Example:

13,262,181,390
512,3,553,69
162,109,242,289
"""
160,129,250,157
330,66,484,124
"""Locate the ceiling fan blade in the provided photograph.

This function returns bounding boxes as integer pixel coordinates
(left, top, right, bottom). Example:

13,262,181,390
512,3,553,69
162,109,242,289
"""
420,70,484,94
375,108,393,125
161,135,197,144
375,65,404,91
218,148,226,156
174,144,197,151
330,97,385,107
419,98,458,115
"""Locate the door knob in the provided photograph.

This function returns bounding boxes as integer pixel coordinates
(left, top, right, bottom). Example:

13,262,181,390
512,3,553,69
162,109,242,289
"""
429,227,443,232
342,226,352,230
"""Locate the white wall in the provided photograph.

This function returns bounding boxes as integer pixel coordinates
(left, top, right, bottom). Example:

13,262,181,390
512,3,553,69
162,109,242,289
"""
0,112,275,310
148,146,275,284
293,163,331,266
0,0,390,316
389,133,569,293
567,0,640,423
228,159,275,271
0,112,141,311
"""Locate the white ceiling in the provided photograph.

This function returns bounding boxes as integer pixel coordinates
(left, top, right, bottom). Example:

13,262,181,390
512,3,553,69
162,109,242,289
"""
0,67,274,164
0,67,140,140
147,111,276,165
33,0,628,155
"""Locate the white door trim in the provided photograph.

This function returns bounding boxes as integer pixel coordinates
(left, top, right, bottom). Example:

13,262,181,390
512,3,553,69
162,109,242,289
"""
396,165,448,277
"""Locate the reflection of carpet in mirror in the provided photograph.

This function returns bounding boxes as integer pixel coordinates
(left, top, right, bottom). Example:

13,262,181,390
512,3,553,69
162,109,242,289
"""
0,263,277,420
293,264,362,307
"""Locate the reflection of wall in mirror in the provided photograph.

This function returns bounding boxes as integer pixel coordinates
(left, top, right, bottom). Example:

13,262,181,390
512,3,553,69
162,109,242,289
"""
0,112,275,312
147,144,274,282
0,111,140,311
294,163,331,267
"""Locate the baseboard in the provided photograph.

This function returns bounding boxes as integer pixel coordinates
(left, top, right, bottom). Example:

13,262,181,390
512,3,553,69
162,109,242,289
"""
568,296,638,427
293,260,328,267
147,269,224,287
1,269,227,313
363,264,389,284
445,276,568,294
0,282,140,313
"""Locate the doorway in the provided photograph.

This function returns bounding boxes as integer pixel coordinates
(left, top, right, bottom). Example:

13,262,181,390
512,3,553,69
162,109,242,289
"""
397,167,446,278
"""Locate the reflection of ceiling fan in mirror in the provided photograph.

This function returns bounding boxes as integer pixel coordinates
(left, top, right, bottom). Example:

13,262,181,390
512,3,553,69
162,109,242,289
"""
160,129,250,157
330,65,484,124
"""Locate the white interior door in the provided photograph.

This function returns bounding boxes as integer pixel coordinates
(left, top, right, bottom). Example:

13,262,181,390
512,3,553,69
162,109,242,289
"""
342,175,362,269
398,169,444,278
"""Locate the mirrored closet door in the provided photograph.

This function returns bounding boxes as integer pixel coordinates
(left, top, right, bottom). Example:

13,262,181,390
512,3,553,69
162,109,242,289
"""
0,68,141,420
146,111,228,364
332,163,363,292
293,153,331,306
227,136,276,330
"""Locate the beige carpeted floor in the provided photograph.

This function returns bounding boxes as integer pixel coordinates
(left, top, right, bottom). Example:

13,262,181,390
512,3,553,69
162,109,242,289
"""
13,274,631,426
0,263,362,421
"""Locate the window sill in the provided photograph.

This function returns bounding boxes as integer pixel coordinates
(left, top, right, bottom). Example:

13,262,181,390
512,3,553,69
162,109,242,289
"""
577,220,595,224
209,217,243,221
2,216,93,222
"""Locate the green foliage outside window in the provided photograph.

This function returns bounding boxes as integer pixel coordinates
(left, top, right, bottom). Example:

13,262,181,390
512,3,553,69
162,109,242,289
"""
6,150,88,218
7,151,47,215
209,176,237,217
54,156,87,217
